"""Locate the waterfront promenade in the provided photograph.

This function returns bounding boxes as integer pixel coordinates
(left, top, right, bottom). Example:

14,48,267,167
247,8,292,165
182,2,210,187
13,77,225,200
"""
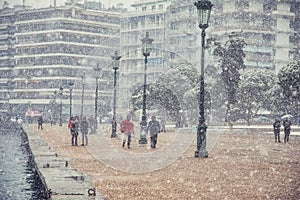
23,123,300,199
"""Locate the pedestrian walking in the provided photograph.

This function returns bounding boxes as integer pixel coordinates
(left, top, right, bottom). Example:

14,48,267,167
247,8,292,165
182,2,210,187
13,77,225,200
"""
50,114,53,126
120,115,134,149
37,116,43,130
273,119,281,143
283,118,292,143
147,116,160,148
160,118,166,133
69,116,79,146
80,117,89,146
89,115,96,134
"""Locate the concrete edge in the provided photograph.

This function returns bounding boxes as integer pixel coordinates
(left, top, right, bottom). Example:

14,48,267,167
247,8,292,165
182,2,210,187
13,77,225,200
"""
22,125,105,200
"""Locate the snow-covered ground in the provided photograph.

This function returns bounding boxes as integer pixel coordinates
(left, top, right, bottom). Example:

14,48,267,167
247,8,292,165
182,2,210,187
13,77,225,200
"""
211,124,300,136
176,124,300,136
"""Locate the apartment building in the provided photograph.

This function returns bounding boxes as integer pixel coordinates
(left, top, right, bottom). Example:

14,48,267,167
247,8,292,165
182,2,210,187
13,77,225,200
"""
116,0,299,116
0,2,120,119
0,5,15,113
119,0,171,114
165,0,199,68
212,0,299,71
272,0,299,70
1,0,298,119
166,0,299,71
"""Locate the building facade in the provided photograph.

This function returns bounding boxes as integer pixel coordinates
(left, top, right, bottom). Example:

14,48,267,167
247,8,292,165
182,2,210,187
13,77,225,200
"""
211,0,299,71
166,0,299,71
0,0,298,120
0,2,120,121
272,0,299,70
119,0,171,114
0,5,16,113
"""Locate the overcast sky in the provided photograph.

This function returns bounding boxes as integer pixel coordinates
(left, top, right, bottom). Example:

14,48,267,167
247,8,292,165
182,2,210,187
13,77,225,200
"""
0,0,136,9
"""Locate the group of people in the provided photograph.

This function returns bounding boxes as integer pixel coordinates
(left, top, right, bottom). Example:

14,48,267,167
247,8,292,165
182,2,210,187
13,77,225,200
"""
67,114,163,148
37,115,95,147
68,116,89,146
273,118,292,143
120,115,161,149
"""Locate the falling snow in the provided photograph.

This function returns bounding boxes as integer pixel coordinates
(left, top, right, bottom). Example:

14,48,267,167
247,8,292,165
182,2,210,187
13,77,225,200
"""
0,0,299,199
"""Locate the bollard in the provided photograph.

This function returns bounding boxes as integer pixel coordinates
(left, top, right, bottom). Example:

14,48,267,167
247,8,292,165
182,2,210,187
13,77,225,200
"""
88,188,96,196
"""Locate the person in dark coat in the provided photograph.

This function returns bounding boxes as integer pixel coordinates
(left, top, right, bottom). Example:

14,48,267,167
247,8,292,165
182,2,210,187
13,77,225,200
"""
147,116,161,148
69,116,79,146
273,119,281,142
283,118,292,143
38,116,43,130
80,117,89,146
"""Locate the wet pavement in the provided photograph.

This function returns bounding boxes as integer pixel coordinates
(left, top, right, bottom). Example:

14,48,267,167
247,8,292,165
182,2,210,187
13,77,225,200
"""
22,123,220,198
24,124,300,199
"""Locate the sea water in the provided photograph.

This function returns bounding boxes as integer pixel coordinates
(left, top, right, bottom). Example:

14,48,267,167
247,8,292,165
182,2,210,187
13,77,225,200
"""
0,124,46,199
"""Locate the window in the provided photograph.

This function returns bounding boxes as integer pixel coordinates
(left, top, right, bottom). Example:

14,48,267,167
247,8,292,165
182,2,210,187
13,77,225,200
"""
171,22,177,30
237,0,249,10
263,1,273,13
156,16,160,25
170,52,175,59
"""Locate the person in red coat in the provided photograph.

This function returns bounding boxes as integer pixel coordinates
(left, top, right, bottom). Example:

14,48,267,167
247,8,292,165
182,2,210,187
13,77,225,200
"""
120,115,134,149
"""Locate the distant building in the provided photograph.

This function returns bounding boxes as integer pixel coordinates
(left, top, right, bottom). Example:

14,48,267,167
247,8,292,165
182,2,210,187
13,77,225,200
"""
119,0,171,114
0,2,120,119
117,0,299,116
272,0,299,70
0,0,298,119
212,0,298,71
165,0,198,67
166,0,299,71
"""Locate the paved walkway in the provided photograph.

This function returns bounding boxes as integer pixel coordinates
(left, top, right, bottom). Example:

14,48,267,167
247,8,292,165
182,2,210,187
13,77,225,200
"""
23,123,300,199
23,123,222,198
86,126,221,173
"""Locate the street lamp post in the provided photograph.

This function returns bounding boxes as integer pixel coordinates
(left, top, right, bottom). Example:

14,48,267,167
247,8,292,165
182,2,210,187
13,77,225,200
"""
194,0,213,158
52,90,57,125
93,65,101,130
68,81,74,119
80,73,86,119
59,86,63,126
111,51,121,138
139,32,154,144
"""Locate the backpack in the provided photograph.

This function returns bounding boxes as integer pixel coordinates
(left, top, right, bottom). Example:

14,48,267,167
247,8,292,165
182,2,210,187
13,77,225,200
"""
71,121,76,132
